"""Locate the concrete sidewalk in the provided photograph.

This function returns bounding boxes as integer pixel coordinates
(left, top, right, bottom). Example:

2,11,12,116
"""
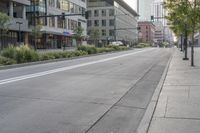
147,48,200,133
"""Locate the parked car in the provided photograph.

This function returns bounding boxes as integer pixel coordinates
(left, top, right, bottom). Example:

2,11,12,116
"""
110,41,124,46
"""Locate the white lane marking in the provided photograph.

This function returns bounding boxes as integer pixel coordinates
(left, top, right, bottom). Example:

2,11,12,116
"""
0,48,153,85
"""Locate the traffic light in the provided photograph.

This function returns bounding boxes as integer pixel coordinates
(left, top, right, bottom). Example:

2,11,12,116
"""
62,12,65,20
85,11,89,19
151,15,154,22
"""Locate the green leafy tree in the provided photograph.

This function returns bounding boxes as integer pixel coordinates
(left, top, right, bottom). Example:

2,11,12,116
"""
88,27,100,46
164,0,200,63
73,26,84,46
0,12,10,50
31,25,42,50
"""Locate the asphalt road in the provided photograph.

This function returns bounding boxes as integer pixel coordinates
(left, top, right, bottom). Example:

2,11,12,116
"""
0,48,173,133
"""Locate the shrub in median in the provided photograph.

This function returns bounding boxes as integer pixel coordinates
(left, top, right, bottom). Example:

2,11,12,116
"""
39,52,57,61
77,45,97,54
0,56,16,65
106,45,128,51
1,45,39,63
15,45,39,63
1,46,17,59
135,43,150,48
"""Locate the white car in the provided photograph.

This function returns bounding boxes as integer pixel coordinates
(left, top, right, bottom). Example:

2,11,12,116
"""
110,41,124,46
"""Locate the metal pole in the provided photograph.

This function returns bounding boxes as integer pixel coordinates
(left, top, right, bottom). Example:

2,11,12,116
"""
180,33,183,51
33,0,37,50
183,23,189,60
191,0,196,66
16,22,22,44
114,14,116,41
19,24,21,44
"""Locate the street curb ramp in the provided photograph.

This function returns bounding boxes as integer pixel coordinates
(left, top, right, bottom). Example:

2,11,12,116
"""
136,50,174,133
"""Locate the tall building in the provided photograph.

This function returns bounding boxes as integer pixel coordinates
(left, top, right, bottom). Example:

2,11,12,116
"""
138,0,153,21
26,0,87,49
152,0,174,44
0,0,30,49
87,0,139,46
138,21,156,46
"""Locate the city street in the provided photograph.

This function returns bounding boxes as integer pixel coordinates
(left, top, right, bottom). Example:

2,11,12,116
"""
0,48,173,133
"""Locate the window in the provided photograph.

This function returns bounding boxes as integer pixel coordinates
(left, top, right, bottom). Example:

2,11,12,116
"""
48,0,55,7
49,16,55,27
109,30,114,36
109,19,114,26
78,22,81,27
94,20,99,26
57,0,60,8
109,9,114,16
102,20,106,26
102,9,106,16
88,10,92,17
71,20,78,30
102,30,106,36
57,16,64,28
68,19,71,30
70,2,74,13
94,10,99,17
61,0,70,12
87,20,92,27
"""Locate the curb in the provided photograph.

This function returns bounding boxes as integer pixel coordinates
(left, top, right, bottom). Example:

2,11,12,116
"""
0,49,134,70
136,49,174,133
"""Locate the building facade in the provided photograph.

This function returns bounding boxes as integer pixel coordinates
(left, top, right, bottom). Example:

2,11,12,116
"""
0,0,30,49
26,0,87,49
87,0,138,46
138,21,155,46
154,21,163,44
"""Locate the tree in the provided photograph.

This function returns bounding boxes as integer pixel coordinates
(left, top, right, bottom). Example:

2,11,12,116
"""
0,12,10,50
73,26,84,46
31,25,42,50
88,27,100,46
164,0,200,63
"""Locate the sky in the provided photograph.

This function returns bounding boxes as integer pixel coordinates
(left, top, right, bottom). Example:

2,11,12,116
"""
124,0,137,11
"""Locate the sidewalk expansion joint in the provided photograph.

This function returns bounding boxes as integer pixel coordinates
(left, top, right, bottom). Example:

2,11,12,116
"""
164,96,169,118
163,116,200,121
115,104,146,110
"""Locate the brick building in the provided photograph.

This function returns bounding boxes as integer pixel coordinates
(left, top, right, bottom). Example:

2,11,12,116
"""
138,21,155,46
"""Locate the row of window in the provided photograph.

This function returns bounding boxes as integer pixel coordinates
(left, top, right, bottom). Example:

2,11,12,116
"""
49,16,80,30
88,29,114,36
87,9,114,18
87,19,114,27
49,0,85,14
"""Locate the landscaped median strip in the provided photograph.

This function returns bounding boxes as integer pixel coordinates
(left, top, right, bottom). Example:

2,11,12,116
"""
0,45,129,66
0,48,154,85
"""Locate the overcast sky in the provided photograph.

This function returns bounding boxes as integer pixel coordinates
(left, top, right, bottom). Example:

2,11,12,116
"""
124,0,137,11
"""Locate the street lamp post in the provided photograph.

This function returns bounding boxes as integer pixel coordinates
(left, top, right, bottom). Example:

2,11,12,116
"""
191,0,196,66
180,33,183,51
183,21,189,60
16,22,23,44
